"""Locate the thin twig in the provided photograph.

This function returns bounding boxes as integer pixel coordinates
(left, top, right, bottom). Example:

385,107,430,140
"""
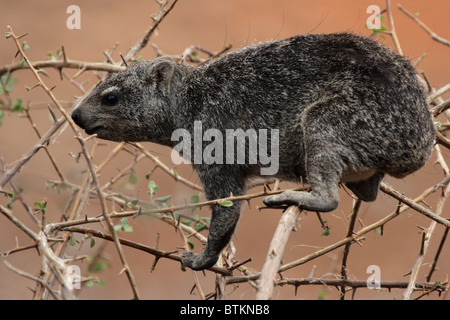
379,182,450,228
426,226,449,282
0,205,39,241
398,4,450,47
386,0,403,55
275,277,445,292
130,142,203,191
0,116,66,188
0,59,124,77
122,0,179,64
3,261,60,300
340,199,361,299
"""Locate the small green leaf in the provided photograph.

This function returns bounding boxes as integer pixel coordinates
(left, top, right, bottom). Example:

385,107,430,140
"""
34,199,47,214
11,98,23,113
1,74,18,93
128,171,138,184
123,225,133,232
195,223,208,232
321,226,330,236
201,217,211,224
181,220,192,227
127,199,139,208
70,235,77,246
190,192,201,213
154,195,172,203
190,193,200,203
187,239,194,250
219,199,233,207
194,216,210,232
97,279,106,287
90,237,95,248
120,217,133,232
317,288,328,300
69,152,81,163
148,180,158,195
92,260,108,273
22,42,30,51
6,188,24,209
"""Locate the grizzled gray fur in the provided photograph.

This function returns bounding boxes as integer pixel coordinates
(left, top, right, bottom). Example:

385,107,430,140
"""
72,33,435,271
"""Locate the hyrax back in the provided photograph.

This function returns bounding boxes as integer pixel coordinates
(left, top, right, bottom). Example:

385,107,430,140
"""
72,33,435,270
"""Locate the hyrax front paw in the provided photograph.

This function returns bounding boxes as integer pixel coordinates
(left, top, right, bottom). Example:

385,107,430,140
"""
180,252,196,270
180,251,218,271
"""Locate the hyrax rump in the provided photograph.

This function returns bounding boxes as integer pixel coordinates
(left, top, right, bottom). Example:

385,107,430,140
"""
72,33,435,270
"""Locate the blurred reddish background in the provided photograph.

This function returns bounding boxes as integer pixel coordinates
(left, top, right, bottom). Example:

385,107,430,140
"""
0,0,449,300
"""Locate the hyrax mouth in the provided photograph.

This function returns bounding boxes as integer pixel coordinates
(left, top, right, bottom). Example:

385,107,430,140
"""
85,125,105,136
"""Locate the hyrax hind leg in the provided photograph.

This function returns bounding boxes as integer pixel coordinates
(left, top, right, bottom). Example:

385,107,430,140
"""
263,140,342,212
263,102,352,212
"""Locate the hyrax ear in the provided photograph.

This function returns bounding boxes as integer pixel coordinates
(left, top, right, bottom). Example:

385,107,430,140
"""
149,57,175,87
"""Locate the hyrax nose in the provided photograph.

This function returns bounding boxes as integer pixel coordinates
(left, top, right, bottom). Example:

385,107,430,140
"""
71,108,84,128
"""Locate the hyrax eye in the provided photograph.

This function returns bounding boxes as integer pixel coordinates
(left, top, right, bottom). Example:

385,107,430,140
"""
101,91,121,106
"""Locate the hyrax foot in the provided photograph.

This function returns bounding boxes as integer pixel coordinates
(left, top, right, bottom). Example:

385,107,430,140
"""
345,173,384,202
263,190,304,207
263,190,338,212
180,251,218,271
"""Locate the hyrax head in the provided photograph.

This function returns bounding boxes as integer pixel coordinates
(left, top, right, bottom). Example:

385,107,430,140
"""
71,57,176,143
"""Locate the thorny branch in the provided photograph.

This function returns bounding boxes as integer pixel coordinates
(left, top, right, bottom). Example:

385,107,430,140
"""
398,4,450,47
1,0,449,300
0,59,124,78
122,0,179,64
5,26,142,299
